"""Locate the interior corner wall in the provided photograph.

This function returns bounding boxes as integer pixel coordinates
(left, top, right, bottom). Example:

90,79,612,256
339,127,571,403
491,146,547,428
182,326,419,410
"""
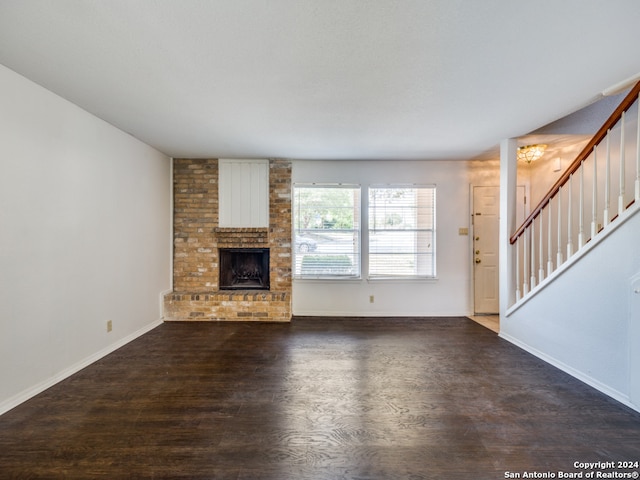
0,64,172,414
292,159,499,317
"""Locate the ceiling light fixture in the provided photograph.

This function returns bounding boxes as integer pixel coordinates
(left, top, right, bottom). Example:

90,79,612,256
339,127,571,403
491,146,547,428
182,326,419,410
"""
517,144,547,163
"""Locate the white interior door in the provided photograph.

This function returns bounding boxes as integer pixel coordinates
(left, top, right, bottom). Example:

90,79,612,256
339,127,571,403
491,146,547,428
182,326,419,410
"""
473,186,500,314
472,185,526,315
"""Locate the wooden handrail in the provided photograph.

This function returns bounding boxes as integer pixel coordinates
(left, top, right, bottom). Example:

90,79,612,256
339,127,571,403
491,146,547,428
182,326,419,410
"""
510,80,640,244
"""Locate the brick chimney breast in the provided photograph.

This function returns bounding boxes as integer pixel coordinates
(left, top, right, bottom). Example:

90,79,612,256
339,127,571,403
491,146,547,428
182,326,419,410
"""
164,158,291,321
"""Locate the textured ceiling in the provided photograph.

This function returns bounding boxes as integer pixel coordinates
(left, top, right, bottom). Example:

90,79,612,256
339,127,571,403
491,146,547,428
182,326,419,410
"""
1,0,640,160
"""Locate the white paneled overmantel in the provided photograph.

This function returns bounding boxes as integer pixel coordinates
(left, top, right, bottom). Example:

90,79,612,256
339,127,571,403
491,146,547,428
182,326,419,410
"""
218,159,269,227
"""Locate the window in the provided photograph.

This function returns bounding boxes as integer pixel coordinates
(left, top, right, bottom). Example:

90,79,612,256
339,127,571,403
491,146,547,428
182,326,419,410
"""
293,185,361,278
368,186,436,278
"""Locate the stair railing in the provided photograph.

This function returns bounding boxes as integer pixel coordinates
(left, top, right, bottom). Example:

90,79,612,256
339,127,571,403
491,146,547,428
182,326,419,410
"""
510,81,640,303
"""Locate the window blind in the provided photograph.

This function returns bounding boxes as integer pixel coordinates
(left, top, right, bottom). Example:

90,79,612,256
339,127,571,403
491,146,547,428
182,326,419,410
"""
293,185,361,278
368,186,436,278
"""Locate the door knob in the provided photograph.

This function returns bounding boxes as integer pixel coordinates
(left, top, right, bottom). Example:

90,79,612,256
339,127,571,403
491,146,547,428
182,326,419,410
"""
475,250,480,254
475,258,481,264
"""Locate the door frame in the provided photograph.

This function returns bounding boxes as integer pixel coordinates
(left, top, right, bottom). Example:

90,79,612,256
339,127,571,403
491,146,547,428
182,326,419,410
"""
469,184,527,315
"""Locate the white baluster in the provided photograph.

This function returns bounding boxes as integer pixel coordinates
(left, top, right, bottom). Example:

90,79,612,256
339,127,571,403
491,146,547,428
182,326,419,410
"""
578,161,585,249
557,188,563,268
567,174,574,258
604,132,611,226
636,94,640,201
538,213,545,283
547,201,554,276
530,221,536,289
515,236,521,301
591,145,598,239
523,227,529,296
619,111,626,215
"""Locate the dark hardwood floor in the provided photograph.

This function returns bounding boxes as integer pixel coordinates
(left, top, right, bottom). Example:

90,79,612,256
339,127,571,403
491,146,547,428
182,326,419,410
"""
1,317,639,479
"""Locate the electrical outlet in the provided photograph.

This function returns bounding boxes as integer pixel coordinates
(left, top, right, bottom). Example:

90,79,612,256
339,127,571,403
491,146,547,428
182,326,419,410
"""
107,320,113,333
369,295,374,303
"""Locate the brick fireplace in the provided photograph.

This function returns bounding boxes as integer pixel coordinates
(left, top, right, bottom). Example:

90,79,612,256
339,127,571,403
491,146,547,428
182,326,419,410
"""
163,158,292,321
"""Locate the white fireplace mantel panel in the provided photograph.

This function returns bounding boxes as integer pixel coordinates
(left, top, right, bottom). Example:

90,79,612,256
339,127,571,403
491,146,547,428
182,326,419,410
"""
219,159,269,227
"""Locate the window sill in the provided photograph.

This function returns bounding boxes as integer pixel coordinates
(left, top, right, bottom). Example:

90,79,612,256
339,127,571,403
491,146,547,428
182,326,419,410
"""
366,276,439,283
293,276,363,283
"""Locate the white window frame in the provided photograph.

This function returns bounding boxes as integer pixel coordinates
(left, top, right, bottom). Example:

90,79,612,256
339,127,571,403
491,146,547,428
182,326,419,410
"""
367,185,436,279
292,184,361,279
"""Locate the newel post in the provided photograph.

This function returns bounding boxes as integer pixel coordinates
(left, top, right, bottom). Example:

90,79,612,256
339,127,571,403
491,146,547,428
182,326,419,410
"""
499,138,518,317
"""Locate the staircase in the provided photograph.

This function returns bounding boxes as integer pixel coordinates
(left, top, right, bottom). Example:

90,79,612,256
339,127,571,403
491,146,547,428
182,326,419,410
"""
501,82,640,413
510,82,640,303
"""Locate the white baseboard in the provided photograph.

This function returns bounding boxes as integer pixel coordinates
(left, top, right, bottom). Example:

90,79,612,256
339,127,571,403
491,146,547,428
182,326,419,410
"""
292,310,472,318
0,319,163,417
499,332,639,413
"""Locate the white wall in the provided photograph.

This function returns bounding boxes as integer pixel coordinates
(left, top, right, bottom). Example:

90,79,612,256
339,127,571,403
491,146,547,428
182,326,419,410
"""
0,65,171,414
292,159,499,316
501,206,640,411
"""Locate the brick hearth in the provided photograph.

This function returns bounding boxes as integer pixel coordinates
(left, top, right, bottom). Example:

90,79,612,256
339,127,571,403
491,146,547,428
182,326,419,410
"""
163,158,292,321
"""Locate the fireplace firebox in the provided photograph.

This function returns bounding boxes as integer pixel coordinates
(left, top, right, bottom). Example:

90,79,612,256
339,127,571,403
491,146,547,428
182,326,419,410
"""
219,248,270,290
